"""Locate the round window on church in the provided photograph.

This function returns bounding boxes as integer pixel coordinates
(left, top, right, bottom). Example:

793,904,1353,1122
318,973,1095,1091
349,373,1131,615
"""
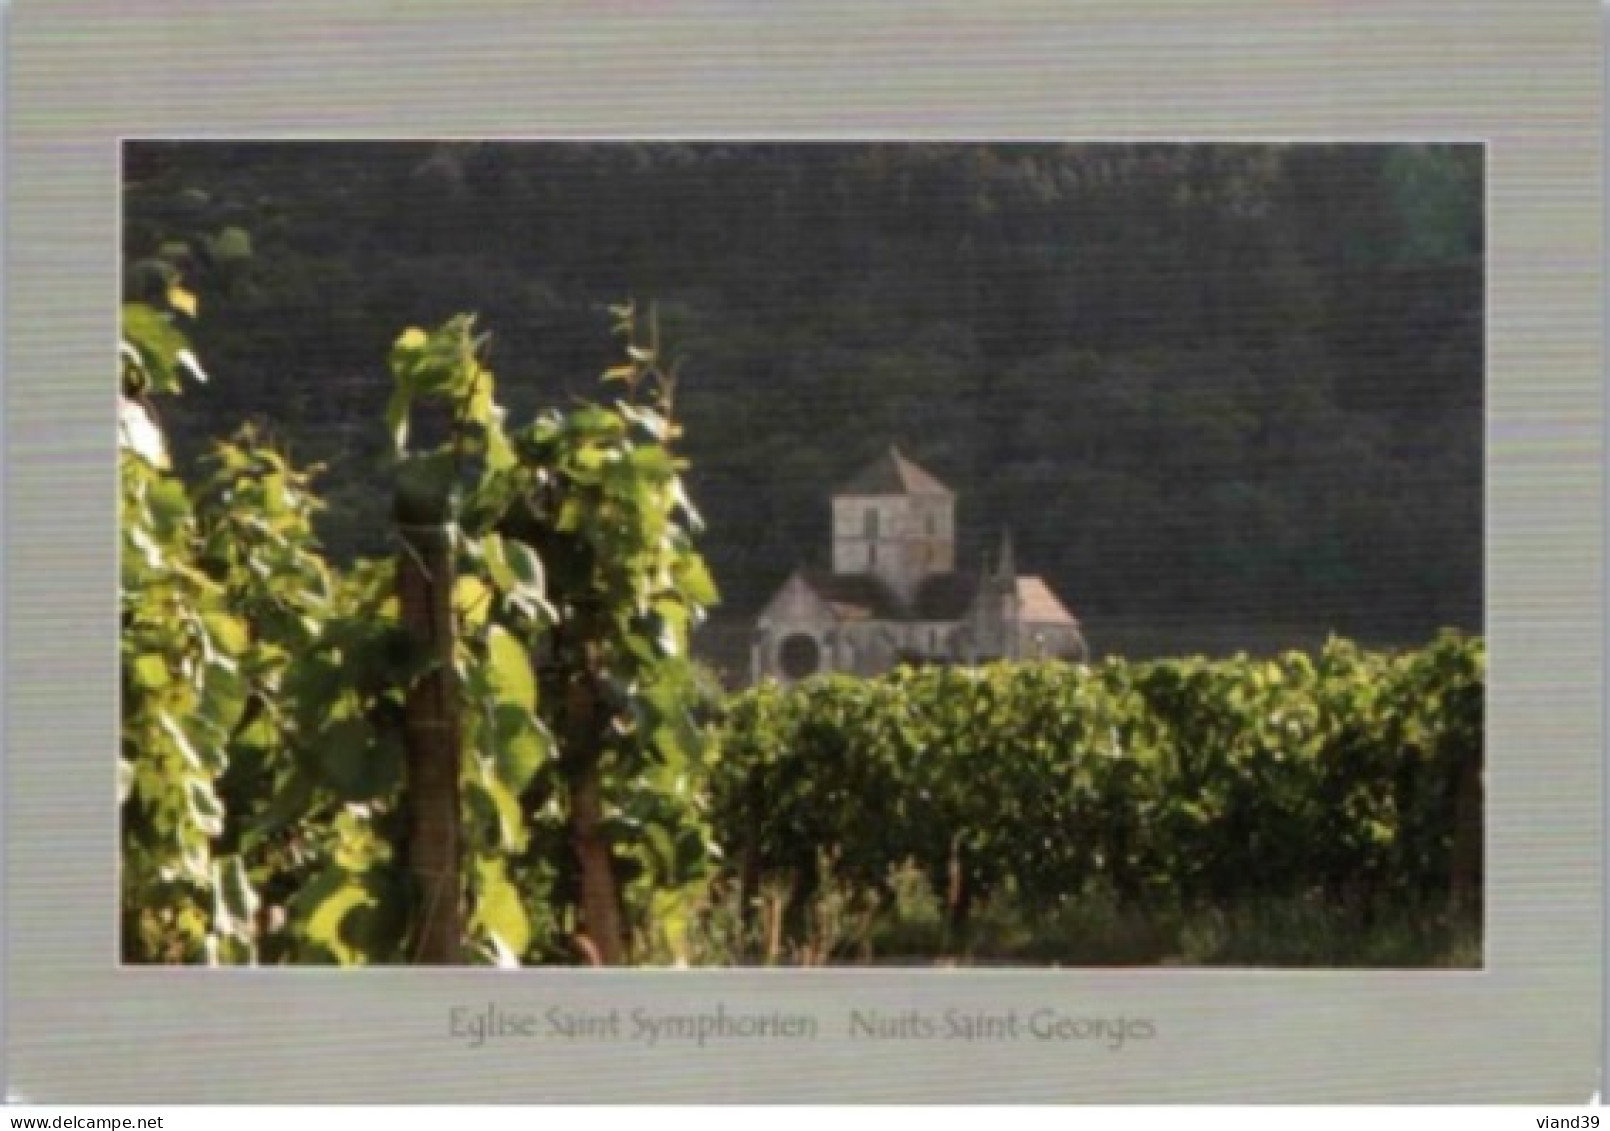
778,633,822,680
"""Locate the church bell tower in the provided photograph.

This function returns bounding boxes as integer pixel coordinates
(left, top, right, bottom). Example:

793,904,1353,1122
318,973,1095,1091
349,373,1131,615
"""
831,446,955,606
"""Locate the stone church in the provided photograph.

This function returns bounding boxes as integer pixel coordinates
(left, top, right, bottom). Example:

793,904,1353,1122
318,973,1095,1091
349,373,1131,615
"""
752,447,1087,683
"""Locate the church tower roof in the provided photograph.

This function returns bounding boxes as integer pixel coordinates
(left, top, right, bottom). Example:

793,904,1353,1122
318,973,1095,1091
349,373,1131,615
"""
835,445,952,498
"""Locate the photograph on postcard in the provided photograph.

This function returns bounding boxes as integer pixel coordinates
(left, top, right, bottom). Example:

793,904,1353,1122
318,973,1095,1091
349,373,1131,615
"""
119,141,1483,968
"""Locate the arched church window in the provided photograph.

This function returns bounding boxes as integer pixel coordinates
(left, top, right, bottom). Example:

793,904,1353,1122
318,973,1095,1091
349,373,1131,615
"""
779,633,822,680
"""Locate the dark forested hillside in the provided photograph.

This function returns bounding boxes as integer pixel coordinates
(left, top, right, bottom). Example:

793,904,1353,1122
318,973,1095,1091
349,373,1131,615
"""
123,142,1482,665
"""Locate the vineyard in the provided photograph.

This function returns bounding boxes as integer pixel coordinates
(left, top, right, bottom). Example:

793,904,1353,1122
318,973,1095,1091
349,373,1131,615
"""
120,295,1483,968
710,641,1482,966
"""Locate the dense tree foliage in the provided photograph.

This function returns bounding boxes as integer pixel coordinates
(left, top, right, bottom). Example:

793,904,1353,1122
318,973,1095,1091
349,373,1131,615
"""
124,142,1482,669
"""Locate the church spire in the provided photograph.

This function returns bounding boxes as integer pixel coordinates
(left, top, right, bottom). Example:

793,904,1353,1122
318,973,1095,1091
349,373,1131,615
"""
996,528,1017,583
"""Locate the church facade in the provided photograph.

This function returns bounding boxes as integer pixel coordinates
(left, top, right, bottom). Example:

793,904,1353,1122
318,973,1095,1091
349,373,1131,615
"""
752,447,1087,683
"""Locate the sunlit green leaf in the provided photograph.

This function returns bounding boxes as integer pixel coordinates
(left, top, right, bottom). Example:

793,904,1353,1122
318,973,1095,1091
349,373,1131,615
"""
453,575,493,629
486,625,536,712
187,778,225,837
291,866,374,964
672,556,718,608
213,855,259,928
131,653,170,691
204,611,249,656
119,397,170,467
465,772,525,852
494,705,549,791
167,284,198,318
471,855,530,959
122,303,191,394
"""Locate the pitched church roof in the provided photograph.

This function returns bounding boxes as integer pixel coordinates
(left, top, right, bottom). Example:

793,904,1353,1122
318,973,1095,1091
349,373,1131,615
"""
797,568,979,622
1016,576,1079,626
836,445,952,498
800,571,898,621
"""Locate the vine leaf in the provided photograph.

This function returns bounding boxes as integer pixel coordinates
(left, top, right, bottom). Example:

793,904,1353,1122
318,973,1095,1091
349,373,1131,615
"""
486,625,536,712
470,856,530,960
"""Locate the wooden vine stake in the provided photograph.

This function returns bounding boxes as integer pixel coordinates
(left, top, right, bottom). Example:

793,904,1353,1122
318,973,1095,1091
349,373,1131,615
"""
398,519,463,963
561,643,627,966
